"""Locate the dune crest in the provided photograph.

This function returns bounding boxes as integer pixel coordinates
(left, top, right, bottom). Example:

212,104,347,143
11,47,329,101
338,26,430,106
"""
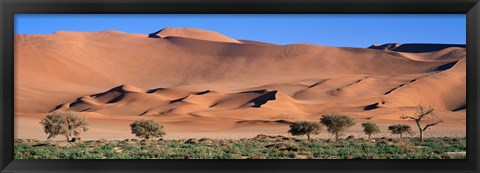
149,28,242,43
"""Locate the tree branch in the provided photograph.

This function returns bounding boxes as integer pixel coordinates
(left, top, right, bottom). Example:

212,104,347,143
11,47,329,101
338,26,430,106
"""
422,120,443,131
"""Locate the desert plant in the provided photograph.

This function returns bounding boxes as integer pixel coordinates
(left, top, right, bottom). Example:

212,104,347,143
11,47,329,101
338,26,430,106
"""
401,105,443,142
288,121,323,140
361,122,380,139
388,124,414,139
39,111,89,142
130,119,166,140
320,114,356,141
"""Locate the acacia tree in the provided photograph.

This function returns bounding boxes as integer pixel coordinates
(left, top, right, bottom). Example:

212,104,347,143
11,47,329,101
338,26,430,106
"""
401,105,443,142
320,115,356,141
39,111,89,142
288,121,323,140
130,119,166,140
361,122,380,139
388,124,413,139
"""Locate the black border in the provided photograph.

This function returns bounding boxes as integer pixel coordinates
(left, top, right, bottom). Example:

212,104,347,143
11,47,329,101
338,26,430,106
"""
1,0,479,172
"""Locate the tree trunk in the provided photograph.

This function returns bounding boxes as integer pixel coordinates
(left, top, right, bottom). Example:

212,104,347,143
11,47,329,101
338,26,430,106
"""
307,134,311,140
335,132,339,141
368,134,371,139
416,121,422,142
400,133,403,139
420,131,424,142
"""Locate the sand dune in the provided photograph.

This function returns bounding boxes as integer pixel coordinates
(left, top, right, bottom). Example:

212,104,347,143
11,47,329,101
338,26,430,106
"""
369,43,466,53
150,28,242,43
14,28,466,139
383,59,466,111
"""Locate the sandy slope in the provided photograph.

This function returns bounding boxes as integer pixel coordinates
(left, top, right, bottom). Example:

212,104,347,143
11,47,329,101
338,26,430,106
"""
14,28,466,140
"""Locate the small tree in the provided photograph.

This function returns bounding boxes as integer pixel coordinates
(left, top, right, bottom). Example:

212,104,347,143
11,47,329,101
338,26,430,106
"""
388,124,413,139
130,119,166,140
361,122,380,139
39,111,89,142
401,105,443,142
288,121,323,140
320,115,356,141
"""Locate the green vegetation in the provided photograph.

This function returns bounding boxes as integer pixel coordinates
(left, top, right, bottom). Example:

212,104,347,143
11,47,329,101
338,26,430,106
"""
288,121,322,140
130,119,166,140
26,107,464,159
361,122,380,139
320,115,356,141
14,136,466,159
388,124,414,139
39,111,89,142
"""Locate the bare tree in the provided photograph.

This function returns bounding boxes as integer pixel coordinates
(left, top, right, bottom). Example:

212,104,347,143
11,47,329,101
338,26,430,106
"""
288,121,323,140
401,105,443,142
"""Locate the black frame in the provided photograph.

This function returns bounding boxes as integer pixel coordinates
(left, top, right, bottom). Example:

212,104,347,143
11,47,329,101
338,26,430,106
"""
1,0,479,172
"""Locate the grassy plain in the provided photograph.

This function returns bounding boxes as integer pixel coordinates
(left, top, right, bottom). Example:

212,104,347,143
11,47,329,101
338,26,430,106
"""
15,135,466,159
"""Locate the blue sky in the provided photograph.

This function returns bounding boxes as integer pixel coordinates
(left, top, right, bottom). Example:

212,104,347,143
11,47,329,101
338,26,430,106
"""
15,14,465,48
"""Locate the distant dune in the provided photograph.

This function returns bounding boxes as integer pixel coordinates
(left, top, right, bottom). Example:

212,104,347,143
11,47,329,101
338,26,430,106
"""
149,28,242,43
14,28,466,140
368,43,466,53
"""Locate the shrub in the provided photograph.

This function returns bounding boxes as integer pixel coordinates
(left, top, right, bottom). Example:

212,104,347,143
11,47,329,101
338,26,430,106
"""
288,121,322,140
130,119,166,140
361,122,380,139
39,111,89,142
320,115,356,141
388,124,413,139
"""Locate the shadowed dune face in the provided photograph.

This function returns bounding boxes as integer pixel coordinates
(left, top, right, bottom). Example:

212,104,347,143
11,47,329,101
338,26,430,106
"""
14,28,466,139
368,43,466,53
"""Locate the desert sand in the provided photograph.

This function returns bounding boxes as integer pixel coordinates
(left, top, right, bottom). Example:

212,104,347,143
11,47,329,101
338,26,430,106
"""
14,28,466,140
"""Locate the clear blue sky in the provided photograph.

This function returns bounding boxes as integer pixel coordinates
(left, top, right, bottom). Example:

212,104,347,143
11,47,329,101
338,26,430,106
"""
15,14,465,48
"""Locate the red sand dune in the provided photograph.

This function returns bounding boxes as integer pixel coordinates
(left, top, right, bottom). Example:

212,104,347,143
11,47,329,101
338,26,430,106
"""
14,28,466,140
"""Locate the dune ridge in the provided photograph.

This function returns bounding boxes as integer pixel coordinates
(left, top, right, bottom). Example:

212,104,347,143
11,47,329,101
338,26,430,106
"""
149,28,242,43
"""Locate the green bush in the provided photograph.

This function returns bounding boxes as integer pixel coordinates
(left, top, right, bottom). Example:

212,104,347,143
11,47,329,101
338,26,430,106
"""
388,124,414,139
130,119,166,140
39,111,89,142
361,122,380,139
288,121,322,140
320,115,356,141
